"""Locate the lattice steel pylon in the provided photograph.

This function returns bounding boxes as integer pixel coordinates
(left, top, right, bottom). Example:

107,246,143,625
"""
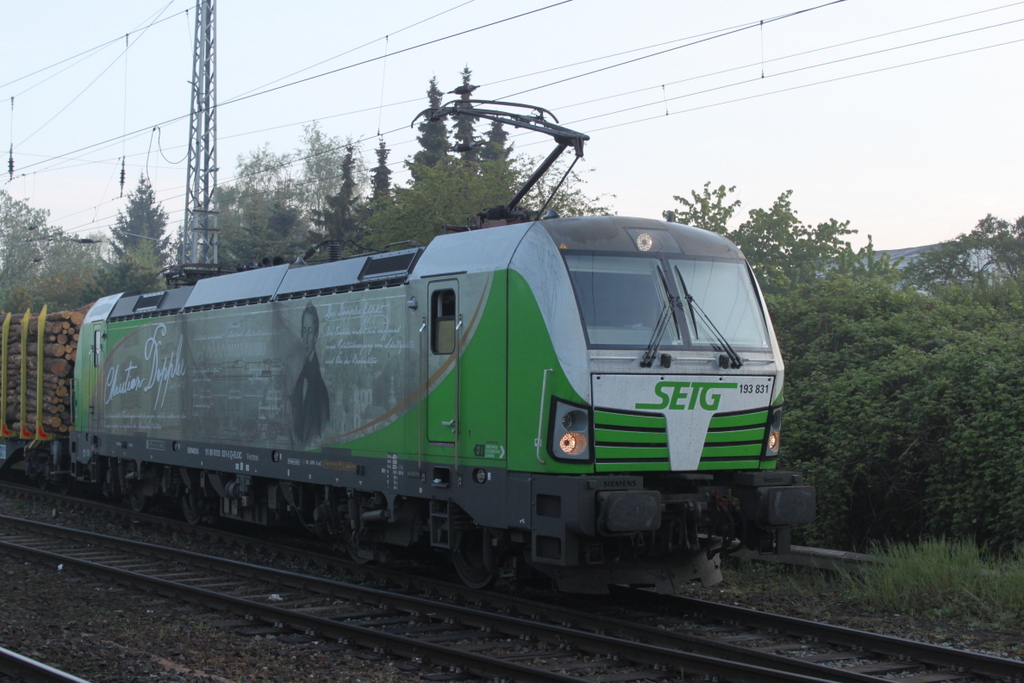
183,0,218,265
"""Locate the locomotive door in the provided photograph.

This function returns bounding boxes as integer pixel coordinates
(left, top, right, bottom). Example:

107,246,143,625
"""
84,321,105,429
426,281,460,446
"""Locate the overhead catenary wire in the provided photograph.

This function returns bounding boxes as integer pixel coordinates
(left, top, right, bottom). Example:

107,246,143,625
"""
584,36,1024,136
377,35,390,138
229,0,479,102
14,14,165,151
0,2,186,93
567,15,1024,128
7,96,12,182
12,0,850,188
498,0,850,100
9,0,1024,240
49,26,1024,240
120,33,129,197
25,2,1024,198
25,0,1003,188
8,0,577,179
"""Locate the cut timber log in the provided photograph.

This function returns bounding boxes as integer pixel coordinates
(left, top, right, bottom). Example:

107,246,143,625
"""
1,305,84,436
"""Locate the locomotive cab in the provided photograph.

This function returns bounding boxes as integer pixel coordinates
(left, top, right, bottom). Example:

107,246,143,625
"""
499,216,814,591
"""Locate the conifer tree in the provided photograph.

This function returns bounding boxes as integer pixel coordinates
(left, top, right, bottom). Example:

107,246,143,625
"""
110,175,169,265
370,138,392,202
313,143,362,247
480,120,511,162
452,66,479,161
413,77,449,169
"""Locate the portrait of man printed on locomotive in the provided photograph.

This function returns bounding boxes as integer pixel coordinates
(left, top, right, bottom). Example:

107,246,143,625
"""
291,301,330,446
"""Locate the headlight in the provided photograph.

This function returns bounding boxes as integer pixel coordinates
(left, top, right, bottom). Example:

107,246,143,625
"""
550,400,592,462
764,406,783,458
559,431,588,456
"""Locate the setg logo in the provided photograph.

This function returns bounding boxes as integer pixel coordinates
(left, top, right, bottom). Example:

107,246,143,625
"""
635,381,738,411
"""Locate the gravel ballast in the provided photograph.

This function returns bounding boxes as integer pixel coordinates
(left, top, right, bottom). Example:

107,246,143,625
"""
1,492,1022,681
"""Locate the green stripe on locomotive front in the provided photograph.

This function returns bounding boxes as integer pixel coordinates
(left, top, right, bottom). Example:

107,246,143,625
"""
506,268,591,475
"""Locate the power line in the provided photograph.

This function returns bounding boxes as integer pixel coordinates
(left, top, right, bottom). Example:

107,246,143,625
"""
216,0,577,110
14,3,177,149
562,14,1024,129
1,2,186,93
499,0,850,100
9,0,577,178
229,0,479,101
16,1,1024,237
16,0,839,190
543,0,1024,113
53,21,1024,239
585,36,1024,135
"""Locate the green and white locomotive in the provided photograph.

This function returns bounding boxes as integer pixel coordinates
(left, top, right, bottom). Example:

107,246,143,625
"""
4,102,814,592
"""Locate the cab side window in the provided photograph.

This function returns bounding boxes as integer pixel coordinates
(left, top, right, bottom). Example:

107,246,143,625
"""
431,289,456,354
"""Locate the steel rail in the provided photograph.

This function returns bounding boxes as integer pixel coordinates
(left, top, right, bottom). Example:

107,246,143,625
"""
2,486,1022,683
0,514,844,683
617,588,1024,682
0,645,92,683
0,530,577,683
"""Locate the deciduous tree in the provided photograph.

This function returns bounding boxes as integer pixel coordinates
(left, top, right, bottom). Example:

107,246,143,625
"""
218,145,309,265
663,182,739,235
902,213,1024,291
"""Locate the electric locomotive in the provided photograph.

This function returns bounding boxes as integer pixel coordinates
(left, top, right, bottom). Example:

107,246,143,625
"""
0,102,813,593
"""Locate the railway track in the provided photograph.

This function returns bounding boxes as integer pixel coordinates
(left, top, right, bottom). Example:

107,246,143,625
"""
0,644,91,683
1,505,1021,683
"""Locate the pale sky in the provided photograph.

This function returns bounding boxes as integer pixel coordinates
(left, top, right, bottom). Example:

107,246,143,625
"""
3,0,1022,251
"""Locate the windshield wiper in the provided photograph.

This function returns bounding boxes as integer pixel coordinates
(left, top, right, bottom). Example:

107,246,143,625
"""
640,268,679,368
674,266,743,369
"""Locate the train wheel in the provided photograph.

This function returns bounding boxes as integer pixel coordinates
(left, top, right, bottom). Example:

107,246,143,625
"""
127,484,150,513
181,490,203,525
451,527,496,590
343,530,372,564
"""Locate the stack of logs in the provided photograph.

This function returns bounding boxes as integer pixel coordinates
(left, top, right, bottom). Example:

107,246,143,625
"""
3,307,89,437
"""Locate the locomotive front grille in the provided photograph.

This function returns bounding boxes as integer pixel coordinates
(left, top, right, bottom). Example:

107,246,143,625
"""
698,408,768,471
592,408,670,472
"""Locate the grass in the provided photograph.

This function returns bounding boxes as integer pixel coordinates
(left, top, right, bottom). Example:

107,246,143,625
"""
839,539,1024,626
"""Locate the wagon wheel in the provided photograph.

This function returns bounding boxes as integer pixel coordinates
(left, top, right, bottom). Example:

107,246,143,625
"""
33,456,49,491
451,526,497,590
56,474,74,496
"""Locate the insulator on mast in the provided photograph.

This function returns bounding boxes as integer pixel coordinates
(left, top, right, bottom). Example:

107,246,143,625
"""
7,97,12,181
119,157,126,197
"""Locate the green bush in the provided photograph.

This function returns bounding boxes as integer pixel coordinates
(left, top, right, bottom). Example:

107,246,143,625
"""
770,278,1024,552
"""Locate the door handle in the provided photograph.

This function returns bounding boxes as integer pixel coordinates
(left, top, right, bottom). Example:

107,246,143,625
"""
441,420,455,426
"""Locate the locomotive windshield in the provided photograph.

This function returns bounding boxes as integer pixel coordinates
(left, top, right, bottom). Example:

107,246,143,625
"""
564,253,769,351
671,258,770,350
564,254,681,348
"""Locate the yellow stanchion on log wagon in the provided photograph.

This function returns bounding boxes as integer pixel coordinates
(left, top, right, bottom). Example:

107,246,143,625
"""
19,309,30,440
35,305,51,441
15,307,53,444
1,312,10,438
